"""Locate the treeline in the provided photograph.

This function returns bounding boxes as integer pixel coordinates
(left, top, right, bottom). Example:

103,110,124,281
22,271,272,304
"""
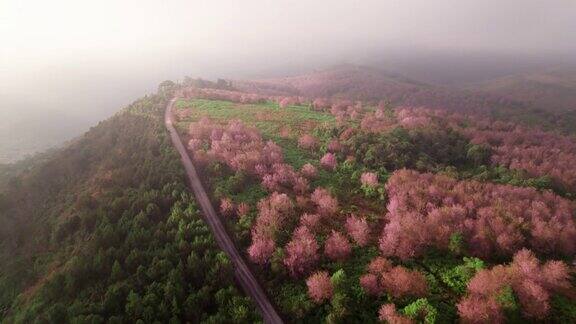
0,85,259,322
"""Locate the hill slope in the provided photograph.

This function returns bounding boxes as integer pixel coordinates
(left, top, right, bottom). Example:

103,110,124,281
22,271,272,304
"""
471,67,576,112
234,65,513,109
235,65,576,134
0,86,259,322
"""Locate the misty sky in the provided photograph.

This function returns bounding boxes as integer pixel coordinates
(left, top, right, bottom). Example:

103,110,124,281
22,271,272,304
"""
1,0,575,161
2,0,576,81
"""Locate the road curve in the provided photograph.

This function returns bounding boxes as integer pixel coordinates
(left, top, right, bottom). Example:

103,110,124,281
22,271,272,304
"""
165,97,284,324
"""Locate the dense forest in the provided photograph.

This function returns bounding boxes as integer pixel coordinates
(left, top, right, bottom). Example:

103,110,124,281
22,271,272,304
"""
0,85,259,323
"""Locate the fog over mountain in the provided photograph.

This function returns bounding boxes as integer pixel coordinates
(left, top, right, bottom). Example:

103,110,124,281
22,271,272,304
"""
1,0,575,162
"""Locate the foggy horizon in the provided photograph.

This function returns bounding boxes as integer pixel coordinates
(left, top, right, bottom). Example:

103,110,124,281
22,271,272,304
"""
1,0,576,162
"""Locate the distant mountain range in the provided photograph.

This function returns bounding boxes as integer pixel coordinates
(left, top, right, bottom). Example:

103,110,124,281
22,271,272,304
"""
236,64,575,113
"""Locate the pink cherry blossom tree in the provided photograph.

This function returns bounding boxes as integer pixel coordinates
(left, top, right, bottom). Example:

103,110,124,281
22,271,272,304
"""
247,238,276,265
457,249,573,322
298,134,319,150
310,188,339,216
320,153,337,171
306,271,334,303
283,226,319,277
345,215,370,246
300,163,318,179
378,304,414,324
324,231,352,261
220,198,235,217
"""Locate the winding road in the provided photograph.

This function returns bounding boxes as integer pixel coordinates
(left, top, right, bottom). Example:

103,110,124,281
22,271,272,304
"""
165,98,284,324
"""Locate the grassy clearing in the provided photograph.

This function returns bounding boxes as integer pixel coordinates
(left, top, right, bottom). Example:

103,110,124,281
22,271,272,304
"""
175,98,335,138
176,98,335,172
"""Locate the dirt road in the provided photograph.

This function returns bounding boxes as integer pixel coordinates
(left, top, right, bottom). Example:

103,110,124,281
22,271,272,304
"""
165,98,284,324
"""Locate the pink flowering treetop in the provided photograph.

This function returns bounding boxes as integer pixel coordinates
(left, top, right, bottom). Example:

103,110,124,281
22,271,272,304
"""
247,237,276,265
298,134,319,150
345,215,370,246
220,198,234,217
310,188,339,216
300,213,322,231
327,139,342,153
320,153,337,171
248,192,293,264
379,169,576,261
306,271,334,303
300,163,318,179
379,304,414,324
360,256,427,299
457,249,573,322
324,231,352,261
283,226,319,277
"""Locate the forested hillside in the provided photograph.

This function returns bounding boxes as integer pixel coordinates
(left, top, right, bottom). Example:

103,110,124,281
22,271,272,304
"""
1,77,574,323
0,85,259,323
471,67,576,112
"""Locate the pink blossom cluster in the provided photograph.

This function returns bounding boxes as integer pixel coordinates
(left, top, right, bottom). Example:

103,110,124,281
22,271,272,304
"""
465,126,576,191
220,199,249,218
326,138,342,153
377,107,576,191
457,249,573,322
328,99,363,122
189,118,311,194
219,197,235,217
300,163,318,179
378,304,414,324
259,163,310,194
380,170,576,260
188,118,281,173
306,271,333,303
248,192,293,264
360,257,428,298
312,98,331,111
310,188,339,216
344,215,370,246
320,153,337,171
283,225,320,276
278,96,304,108
298,134,319,150
299,213,322,231
359,110,396,133
180,87,307,107
324,230,352,261
395,107,435,128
